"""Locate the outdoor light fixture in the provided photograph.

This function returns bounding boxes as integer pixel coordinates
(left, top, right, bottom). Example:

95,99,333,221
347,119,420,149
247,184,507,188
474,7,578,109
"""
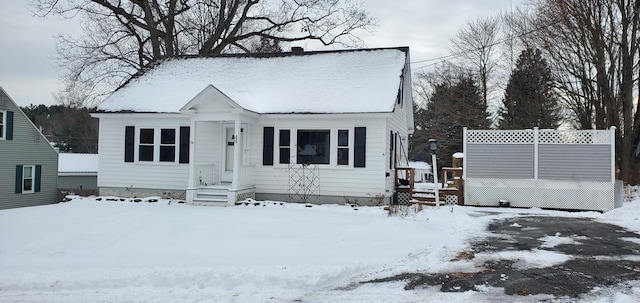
429,139,437,154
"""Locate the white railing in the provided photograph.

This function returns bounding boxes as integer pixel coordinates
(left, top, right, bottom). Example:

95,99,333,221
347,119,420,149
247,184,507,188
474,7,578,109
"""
237,164,255,187
196,164,217,186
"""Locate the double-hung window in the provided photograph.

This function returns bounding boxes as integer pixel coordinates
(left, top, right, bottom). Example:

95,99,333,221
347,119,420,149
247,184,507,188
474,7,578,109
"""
22,165,34,193
337,129,349,165
125,126,189,163
279,130,290,164
0,110,10,140
0,111,4,139
138,128,155,161
159,129,176,162
15,164,40,194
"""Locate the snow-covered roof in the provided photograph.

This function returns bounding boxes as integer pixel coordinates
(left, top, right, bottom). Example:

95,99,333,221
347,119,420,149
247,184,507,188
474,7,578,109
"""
97,48,408,114
58,153,98,174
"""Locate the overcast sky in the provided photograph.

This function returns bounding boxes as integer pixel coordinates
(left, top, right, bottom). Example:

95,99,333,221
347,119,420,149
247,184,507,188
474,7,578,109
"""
0,1,524,106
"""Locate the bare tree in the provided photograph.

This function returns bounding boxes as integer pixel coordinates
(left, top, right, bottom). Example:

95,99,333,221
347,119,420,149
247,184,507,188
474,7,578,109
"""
449,16,501,112
32,0,375,103
522,0,639,183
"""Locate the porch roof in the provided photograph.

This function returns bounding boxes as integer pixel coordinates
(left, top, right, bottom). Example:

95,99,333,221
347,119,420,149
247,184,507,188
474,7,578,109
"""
97,47,408,114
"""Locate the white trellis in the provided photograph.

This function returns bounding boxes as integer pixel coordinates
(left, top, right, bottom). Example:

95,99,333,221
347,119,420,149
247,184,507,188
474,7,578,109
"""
463,127,616,211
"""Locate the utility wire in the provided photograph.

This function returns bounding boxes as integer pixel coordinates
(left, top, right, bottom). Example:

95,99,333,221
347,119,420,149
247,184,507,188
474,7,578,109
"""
410,19,561,71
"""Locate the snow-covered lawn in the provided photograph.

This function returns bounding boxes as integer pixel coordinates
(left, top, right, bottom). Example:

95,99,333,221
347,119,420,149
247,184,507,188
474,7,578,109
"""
2,196,640,302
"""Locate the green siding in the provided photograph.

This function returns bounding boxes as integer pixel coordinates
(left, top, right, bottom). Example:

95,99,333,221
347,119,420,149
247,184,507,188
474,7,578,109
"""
0,87,58,210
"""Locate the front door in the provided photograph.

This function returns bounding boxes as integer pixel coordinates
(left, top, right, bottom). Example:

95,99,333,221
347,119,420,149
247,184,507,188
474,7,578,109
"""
221,126,235,183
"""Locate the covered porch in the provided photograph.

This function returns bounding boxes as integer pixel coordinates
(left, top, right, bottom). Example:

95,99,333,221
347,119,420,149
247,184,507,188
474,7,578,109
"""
181,86,257,206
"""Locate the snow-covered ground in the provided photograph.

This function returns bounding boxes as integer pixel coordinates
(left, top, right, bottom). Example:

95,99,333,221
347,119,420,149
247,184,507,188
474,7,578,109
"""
2,194,640,302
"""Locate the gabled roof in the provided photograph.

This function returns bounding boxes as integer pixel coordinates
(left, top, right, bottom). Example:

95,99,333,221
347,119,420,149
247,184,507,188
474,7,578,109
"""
97,47,409,114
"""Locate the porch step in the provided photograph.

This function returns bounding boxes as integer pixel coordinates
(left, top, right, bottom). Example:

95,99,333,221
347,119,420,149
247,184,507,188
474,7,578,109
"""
194,186,230,204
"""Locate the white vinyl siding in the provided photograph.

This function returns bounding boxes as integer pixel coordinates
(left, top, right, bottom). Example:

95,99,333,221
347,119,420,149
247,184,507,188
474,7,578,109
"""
97,115,190,191
251,115,387,198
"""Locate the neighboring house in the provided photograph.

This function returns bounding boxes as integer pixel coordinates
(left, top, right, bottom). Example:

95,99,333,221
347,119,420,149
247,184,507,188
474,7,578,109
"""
92,47,414,205
58,153,98,190
0,86,58,210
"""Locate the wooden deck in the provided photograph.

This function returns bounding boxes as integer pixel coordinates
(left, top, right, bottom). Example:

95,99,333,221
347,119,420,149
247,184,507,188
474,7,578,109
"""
394,167,464,206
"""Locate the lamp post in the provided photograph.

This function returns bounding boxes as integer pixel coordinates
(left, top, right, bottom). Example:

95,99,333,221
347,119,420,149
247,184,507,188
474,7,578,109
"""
429,139,440,207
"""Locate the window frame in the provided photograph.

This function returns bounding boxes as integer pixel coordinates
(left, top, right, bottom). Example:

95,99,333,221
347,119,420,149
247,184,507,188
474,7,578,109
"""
296,129,331,165
135,127,183,164
279,129,291,164
138,128,155,162
337,129,350,166
159,128,176,162
0,111,5,140
22,165,35,194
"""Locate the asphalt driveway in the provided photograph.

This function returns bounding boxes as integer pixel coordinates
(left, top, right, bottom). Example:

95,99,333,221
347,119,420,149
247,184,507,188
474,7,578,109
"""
365,215,640,299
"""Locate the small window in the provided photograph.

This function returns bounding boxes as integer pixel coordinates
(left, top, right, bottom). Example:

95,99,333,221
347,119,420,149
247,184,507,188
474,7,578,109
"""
297,130,330,165
22,165,34,193
159,128,176,162
139,128,154,161
279,129,290,164
337,129,349,165
0,111,4,139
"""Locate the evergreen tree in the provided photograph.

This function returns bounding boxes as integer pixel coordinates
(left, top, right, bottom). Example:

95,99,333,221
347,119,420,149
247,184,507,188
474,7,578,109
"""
500,48,563,129
411,74,487,167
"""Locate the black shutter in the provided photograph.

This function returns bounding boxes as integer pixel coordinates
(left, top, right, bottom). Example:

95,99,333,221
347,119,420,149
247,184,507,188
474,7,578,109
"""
124,126,135,162
263,127,274,166
179,126,190,164
34,165,42,192
354,127,366,168
6,111,13,140
15,165,23,194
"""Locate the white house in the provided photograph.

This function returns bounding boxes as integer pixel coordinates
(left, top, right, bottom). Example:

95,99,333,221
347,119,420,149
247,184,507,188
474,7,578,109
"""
93,47,414,205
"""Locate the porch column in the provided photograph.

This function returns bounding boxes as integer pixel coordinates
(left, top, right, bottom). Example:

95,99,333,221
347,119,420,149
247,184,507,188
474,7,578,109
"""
186,119,197,203
232,118,241,188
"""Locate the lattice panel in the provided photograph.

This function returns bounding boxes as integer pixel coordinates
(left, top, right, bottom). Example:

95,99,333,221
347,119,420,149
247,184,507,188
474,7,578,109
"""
288,164,320,204
235,190,255,202
467,130,534,144
538,129,611,144
444,195,458,205
465,178,615,211
395,191,410,205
